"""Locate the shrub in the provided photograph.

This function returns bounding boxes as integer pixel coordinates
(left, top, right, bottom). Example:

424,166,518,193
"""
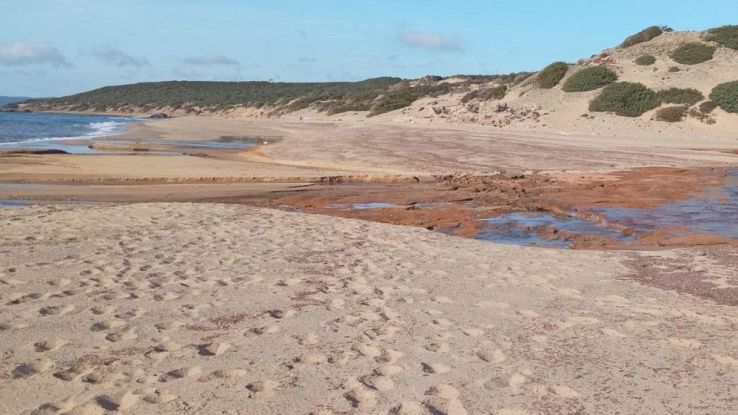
621,26,664,48
538,62,569,89
635,54,656,66
709,81,738,113
668,66,681,73
671,42,716,65
706,25,738,50
562,66,618,92
656,88,704,105
699,101,718,113
655,106,687,122
370,83,452,116
461,85,507,103
589,82,659,117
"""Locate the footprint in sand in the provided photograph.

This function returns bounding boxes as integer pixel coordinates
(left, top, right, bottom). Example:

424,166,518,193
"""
34,338,67,352
249,325,280,335
96,390,139,411
160,366,203,382
344,386,377,409
360,374,395,391
247,379,280,398
375,364,403,377
422,362,451,374
353,342,382,358
12,357,54,378
154,339,183,352
424,384,468,415
477,347,506,364
39,304,75,316
199,342,231,356
142,388,178,404
105,326,138,342
390,401,425,415
91,319,124,332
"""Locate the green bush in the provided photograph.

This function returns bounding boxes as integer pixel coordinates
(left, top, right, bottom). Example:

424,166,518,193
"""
369,83,452,116
671,42,716,65
621,26,664,48
656,88,704,105
655,106,688,122
589,82,659,117
706,25,738,50
635,54,656,66
709,81,738,113
562,66,618,92
668,66,681,73
538,62,569,89
699,101,718,113
461,85,507,103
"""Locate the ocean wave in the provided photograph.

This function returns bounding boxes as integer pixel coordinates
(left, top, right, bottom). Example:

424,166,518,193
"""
0,116,134,147
86,121,127,137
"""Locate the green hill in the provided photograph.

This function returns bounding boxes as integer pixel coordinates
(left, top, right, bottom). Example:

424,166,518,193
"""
13,74,531,116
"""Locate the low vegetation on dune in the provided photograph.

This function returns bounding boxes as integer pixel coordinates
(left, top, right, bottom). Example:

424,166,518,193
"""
620,26,668,48
461,85,507,103
25,78,404,114
537,62,569,89
20,72,536,116
369,83,452,116
654,105,688,122
562,66,618,92
706,25,738,50
591,83,712,119
656,88,704,106
699,100,718,113
709,81,738,113
671,42,716,65
589,82,659,117
635,54,656,66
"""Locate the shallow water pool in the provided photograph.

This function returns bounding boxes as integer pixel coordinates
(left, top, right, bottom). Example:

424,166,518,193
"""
477,212,632,248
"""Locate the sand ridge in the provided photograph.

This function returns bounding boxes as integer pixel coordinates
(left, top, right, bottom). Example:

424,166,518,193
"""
1,203,736,414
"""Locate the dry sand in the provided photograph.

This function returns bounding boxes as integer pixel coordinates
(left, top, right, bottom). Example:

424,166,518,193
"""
1,203,736,415
2,117,737,186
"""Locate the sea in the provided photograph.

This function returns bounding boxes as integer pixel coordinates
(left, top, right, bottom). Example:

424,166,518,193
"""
0,112,137,149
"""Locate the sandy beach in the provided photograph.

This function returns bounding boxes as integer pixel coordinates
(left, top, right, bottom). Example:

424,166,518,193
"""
4,5,738,414
0,114,736,415
1,202,736,415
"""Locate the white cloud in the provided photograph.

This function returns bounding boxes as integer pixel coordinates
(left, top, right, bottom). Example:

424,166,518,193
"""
397,31,463,51
0,42,71,68
83,44,149,67
184,53,239,66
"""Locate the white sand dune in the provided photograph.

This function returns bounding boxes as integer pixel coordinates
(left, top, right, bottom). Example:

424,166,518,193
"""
1,203,736,414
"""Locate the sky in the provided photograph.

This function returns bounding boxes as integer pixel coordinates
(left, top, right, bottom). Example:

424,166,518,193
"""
0,0,737,97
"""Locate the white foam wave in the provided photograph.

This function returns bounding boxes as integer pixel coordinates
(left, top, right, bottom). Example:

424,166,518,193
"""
0,117,133,147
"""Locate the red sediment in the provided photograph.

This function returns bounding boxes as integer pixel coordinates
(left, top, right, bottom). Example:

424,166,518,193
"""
232,167,736,250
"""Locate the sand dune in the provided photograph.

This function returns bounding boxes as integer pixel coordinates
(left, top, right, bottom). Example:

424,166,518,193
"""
1,203,736,414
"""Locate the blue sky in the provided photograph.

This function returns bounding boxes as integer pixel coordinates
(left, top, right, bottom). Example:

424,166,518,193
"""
1,0,736,97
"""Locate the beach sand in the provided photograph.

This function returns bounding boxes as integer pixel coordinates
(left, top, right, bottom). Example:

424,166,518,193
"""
1,203,736,415
1,115,737,414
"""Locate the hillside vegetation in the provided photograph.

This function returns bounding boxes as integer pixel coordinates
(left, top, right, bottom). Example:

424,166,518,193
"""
8,25,738,130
